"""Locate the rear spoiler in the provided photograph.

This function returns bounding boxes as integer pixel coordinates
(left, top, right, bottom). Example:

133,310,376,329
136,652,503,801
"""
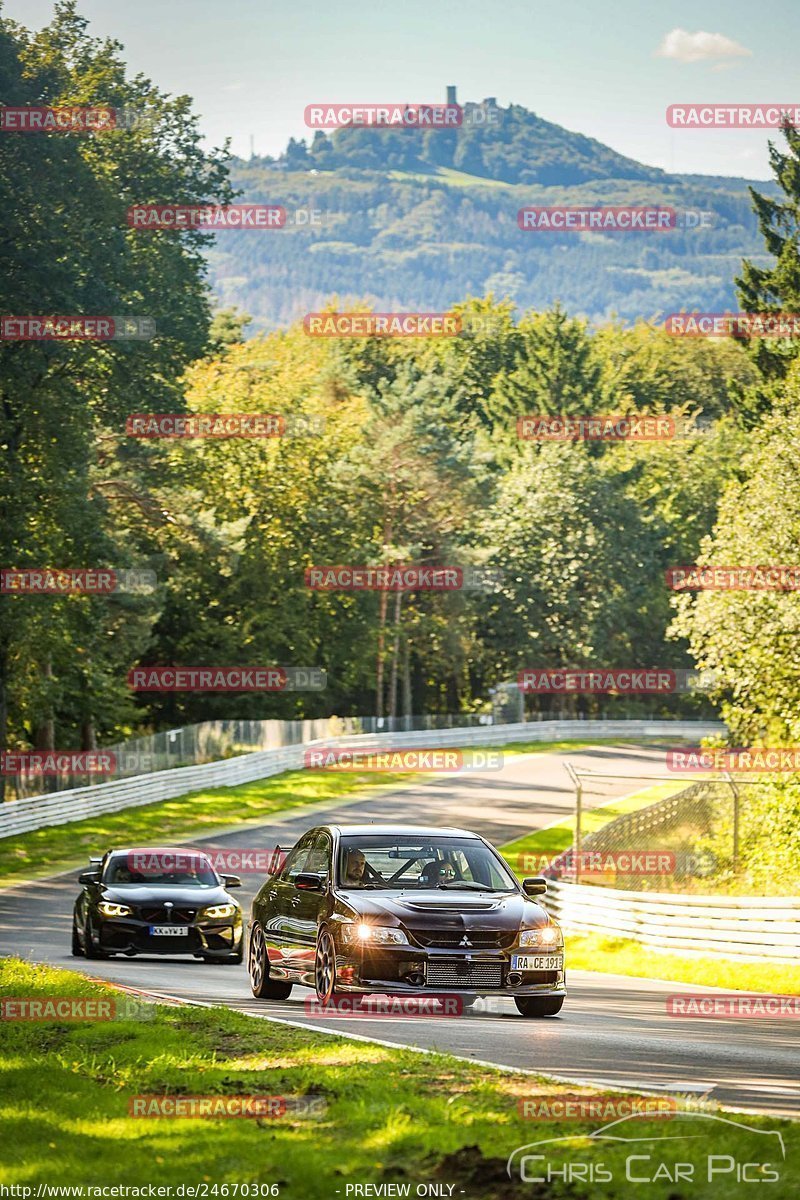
267,846,291,875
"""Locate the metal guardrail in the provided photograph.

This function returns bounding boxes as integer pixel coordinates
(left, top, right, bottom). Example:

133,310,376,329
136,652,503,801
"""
0,719,723,839
542,878,799,963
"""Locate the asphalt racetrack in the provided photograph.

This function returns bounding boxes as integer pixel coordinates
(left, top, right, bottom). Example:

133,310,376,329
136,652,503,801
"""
1,744,796,1117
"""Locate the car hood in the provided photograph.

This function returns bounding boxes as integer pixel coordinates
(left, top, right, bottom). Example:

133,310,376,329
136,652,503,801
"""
100,885,236,906
338,889,548,930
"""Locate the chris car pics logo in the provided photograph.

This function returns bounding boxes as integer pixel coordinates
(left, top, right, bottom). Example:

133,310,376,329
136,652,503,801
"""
507,1112,785,1186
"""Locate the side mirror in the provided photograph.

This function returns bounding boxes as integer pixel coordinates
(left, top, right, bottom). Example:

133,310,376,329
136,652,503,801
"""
222,874,242,888
79,871,101,885
295,872,324,892
522,876,548,897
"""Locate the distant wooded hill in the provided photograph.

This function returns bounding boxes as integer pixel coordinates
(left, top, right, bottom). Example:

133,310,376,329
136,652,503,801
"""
206,91,776,330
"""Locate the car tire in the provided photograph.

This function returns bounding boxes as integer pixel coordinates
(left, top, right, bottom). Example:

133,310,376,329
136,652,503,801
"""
71,920,84,957
83,918,106,960
248,923,292,999
514,995,564,1018
315,928,346,1005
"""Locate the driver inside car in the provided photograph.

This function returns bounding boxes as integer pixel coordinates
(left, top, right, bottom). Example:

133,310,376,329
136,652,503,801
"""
419,859,456,887
342,849,368,886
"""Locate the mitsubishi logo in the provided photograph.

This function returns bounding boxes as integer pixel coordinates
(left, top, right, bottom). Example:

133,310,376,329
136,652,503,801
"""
459,935,472,948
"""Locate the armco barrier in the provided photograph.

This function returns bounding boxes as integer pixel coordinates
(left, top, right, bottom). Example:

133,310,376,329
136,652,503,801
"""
542,878,799,964
0,719,723,840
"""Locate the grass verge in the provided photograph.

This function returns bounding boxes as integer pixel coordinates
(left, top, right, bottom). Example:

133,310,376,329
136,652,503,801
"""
497,782,797,994
564,933,800,995
499,781,686,870
0,959,796,1197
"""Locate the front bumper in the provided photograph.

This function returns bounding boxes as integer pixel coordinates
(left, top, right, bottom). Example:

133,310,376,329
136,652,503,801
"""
94,916,243,957
272,931,566,998
334,940,565,996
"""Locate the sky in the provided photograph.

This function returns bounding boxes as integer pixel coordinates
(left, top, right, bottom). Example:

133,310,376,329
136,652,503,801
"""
4,0,798,179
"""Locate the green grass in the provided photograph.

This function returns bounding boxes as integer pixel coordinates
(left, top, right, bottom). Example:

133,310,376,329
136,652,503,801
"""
0,738,630,887
387,166,514,189
499,781,687,872
565,933,800,995
1,959,796,1197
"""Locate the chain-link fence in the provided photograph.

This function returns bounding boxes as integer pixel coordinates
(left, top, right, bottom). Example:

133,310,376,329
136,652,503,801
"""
561,768,800,896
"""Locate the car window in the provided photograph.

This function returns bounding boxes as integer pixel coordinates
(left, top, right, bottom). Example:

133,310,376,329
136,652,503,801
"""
305,832,331,879
336,837,517,891
103,856,218,887
279,837,316,882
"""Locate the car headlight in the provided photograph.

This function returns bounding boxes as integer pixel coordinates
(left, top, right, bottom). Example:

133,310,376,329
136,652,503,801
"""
202,904,237,920
98,902,133,918
518,925,562,948
341,922,408,946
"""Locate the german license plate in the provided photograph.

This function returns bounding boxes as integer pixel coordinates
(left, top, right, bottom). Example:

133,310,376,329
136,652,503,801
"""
150,925,185,936
511,953,563,971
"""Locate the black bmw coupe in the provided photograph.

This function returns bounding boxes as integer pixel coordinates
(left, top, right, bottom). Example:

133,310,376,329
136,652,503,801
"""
72,847,244,962
248,824,566,1017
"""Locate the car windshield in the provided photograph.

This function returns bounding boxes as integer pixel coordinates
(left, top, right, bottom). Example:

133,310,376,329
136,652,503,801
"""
337,835,517,891
103,857,219,887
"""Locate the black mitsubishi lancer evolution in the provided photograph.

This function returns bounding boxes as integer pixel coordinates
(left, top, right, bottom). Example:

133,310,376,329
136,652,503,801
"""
71,847,244,962
248,823,566,1017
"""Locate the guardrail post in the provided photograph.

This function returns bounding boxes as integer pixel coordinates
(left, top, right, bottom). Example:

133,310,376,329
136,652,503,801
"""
725,771,740,873
564,762,582,883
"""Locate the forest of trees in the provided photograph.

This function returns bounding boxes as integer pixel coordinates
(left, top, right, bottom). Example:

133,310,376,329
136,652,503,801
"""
3,4,800,790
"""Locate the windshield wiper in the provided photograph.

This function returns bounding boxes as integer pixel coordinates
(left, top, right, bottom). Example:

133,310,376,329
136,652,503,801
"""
437,880,492,890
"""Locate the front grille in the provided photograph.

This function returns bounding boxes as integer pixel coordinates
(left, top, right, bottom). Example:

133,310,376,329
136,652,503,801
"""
136,906,197,923
427,959,504,988
413,929,515,950
100,926,199,951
